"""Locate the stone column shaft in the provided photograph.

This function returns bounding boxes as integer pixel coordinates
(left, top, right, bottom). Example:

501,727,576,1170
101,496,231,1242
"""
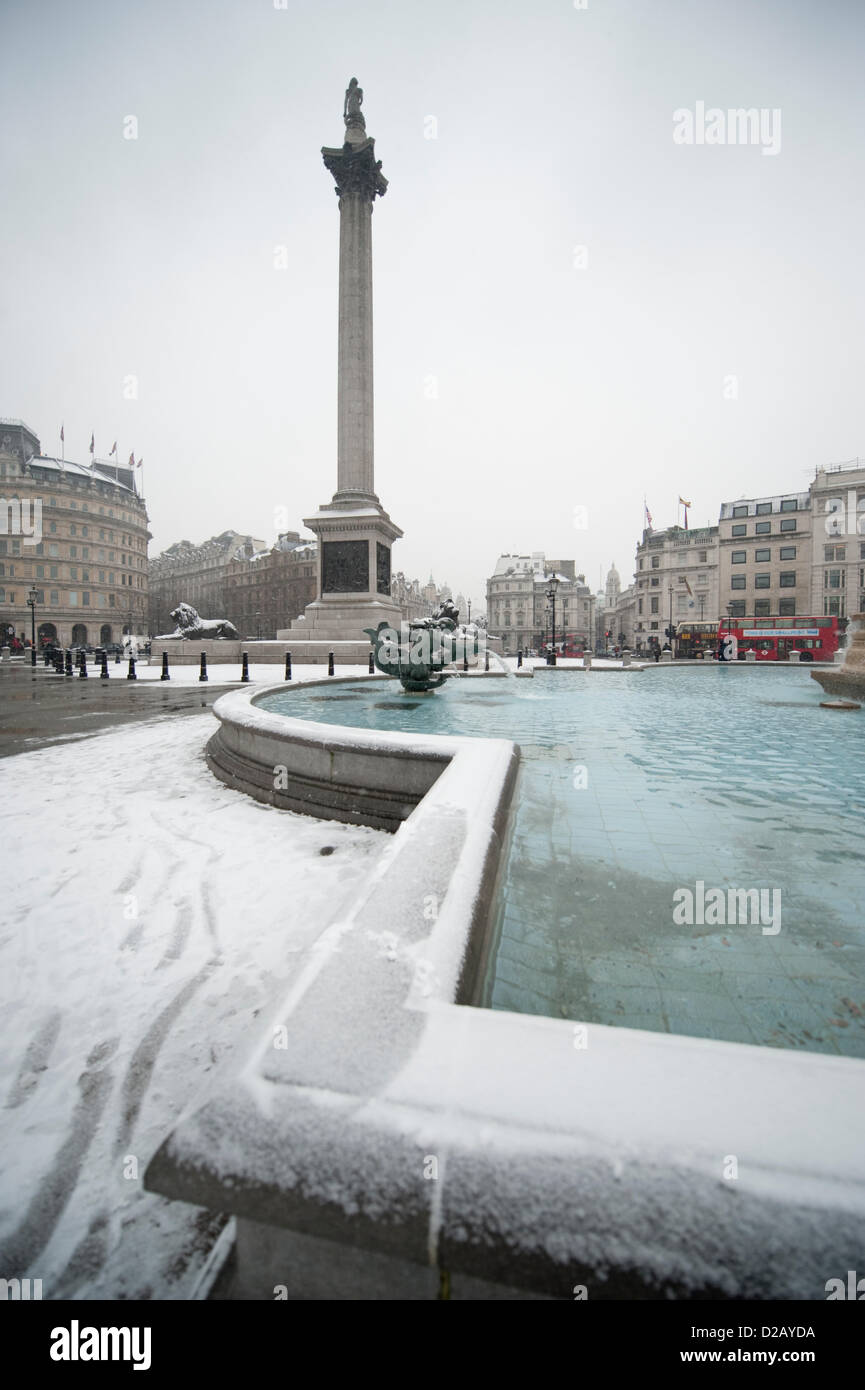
337,192,375,501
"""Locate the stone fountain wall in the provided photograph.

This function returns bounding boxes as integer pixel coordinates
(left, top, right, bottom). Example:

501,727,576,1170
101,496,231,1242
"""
811,612,865,699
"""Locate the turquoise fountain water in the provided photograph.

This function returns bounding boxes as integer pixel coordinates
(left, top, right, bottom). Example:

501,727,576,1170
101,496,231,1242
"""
261,668,865,1057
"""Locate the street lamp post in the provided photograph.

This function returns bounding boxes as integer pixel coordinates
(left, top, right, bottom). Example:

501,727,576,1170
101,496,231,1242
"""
27,586,38,668
668,583,674,656
720,602,734,661
256,611,262,641
546,574,559,666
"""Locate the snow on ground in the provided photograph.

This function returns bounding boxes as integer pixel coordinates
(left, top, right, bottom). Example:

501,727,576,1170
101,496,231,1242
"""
0,708,386,1299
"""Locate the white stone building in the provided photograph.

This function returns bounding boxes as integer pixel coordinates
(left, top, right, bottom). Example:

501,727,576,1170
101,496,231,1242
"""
486,552,595,656
633,525,720,652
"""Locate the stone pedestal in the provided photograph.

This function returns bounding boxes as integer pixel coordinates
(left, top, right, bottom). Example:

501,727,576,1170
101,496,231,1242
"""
287,503,402,643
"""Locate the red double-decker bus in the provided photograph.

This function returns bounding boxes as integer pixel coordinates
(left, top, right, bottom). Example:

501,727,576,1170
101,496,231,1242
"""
715,615,846,662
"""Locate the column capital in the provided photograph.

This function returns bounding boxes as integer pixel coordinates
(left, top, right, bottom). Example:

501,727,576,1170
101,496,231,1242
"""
322,138,388,202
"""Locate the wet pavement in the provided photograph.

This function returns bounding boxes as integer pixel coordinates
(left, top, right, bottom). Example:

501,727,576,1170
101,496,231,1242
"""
0,665,233,757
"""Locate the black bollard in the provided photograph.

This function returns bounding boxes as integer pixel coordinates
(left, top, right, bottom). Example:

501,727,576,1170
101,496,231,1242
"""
127,656,137,680
54,652,63,674
79,651,88,678
43,648,51,667
517,649,523,668
65,650,73,676
160,651,170,681
115,651,121,664
100,651,109,679
285,651,292,681
241,652,250,683
368,651,375,674
198,652,208,683
485,648,490,672
328,650,334,676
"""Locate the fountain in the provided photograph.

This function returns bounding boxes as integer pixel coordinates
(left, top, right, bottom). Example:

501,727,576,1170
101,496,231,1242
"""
811,611,865,704
365,598,476,693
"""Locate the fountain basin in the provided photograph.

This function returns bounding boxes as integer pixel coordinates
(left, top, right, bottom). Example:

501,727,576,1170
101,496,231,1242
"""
143,665,865,1299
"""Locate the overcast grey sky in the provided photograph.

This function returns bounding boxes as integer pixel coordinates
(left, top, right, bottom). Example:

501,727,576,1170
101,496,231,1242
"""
2,0,863,607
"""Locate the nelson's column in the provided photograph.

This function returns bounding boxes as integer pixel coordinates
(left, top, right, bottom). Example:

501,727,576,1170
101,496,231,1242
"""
285,79,404,647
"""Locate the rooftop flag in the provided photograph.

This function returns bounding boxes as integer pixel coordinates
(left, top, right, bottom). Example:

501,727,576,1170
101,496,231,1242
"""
89,433,95,454
128,452,135,467
109,441,117,457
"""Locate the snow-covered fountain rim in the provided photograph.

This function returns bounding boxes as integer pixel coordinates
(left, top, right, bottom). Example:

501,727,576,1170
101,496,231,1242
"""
215,675,498,758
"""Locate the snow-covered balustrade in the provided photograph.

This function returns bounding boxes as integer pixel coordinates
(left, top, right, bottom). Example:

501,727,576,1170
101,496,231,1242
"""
146,683,865,1299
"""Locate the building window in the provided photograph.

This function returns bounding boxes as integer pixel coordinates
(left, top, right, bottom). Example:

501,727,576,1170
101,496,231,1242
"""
825,545,846,561
650,597,659,613
50,590,59,604
779,546,796,560
731,524,747,537
779,518,796,532
731,551,746,564
83,592,90,606
779,598,796,615
729,601,746,618
824,595,843,616
69,591,78,606
698,551,707,563
755,521,771,534
732,505,748,518
755,502,772,515
779,572,796,588
651,556,660,569
754,574,770,589
731,576,746,590
650,576,659,587
754,600,771,617
824,569,844,589
779,498,798,512
754,549,770,562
